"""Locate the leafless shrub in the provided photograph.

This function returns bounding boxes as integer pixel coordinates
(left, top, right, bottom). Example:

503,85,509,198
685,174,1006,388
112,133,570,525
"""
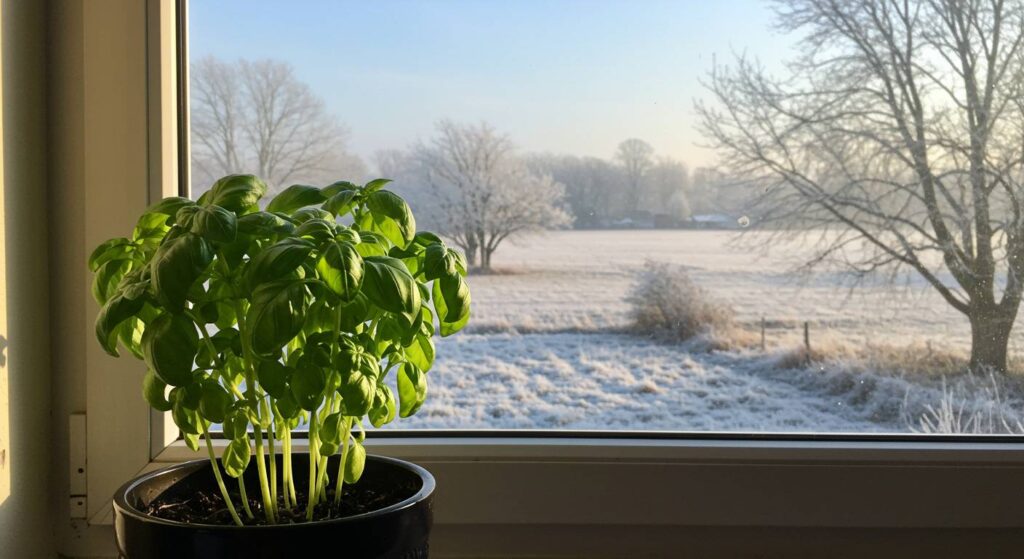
627,261,735,343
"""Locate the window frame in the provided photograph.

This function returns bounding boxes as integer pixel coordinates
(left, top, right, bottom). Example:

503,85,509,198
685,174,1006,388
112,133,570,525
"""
76,0,1024,554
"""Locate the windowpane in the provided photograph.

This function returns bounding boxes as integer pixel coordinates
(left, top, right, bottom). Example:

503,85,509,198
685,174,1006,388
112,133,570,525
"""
188,0,1024,434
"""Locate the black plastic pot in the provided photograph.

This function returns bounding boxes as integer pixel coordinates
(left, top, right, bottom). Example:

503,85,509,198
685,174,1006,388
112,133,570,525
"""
113,453,434,559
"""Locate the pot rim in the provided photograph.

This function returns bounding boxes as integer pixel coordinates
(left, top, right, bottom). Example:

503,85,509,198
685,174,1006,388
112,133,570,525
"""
112,453,435,530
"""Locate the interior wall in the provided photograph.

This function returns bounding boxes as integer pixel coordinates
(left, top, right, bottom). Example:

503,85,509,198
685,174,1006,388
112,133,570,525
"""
0,0,55,558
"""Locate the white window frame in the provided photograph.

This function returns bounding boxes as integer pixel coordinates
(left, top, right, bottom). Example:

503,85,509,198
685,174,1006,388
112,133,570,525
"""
74,1,1024,555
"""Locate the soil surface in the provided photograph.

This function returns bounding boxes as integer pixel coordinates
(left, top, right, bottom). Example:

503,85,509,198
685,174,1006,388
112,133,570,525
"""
146,475,420,525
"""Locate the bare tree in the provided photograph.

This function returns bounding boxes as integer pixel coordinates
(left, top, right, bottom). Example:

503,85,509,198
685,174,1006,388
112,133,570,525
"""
616,138,655,213
698,0,1024,372
190,56,365,195
527,154,625,228
414,120,572,270
645,157,692,220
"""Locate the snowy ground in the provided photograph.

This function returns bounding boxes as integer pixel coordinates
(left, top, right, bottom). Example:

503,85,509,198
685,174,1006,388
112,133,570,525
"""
387,230,1024,433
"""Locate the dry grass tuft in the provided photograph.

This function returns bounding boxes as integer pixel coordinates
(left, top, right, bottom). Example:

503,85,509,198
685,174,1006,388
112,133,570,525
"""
627,261,740,346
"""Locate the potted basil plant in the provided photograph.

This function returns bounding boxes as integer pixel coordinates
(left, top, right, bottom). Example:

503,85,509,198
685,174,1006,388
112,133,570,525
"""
90,175,471,558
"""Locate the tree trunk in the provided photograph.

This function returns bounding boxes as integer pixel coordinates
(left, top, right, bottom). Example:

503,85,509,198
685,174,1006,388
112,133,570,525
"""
968,306,1015,373
463,236,478,268
480,246,493,271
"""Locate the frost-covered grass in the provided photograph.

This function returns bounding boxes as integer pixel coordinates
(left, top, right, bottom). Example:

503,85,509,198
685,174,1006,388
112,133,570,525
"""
389,230,1024,433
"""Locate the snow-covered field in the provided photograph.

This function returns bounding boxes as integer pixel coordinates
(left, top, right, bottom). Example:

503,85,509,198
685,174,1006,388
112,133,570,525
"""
390,230,1024,433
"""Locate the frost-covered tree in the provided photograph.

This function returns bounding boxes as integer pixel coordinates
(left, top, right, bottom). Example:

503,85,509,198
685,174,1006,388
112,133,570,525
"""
527,154,624,227
698,0,1024,372
615,138,655,213
645,157,691,219
190,56,365,195
414,120,571,270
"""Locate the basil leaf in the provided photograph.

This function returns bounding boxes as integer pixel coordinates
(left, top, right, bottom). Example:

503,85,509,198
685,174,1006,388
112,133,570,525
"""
344,440,366,483
142,370,172,412
247,280,308,358
245,237,314,290
317,241,363,302
222,436,252,478
150,232,214,312
205,174,267,213
266,184,326,214
398,362,428,418
191,204,237,244
142,313,199,386
88,237,134,272
95,291,146,356
362,256,420,322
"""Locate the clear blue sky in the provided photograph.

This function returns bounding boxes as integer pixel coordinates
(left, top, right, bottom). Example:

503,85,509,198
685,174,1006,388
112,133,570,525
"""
190,0,795,169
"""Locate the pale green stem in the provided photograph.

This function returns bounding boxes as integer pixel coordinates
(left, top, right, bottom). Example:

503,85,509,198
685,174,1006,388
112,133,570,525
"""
263,397,278,517
314,395,341,500
287,428,297,504
306,410,320,521
233,300,276,525
237,476,254,520
333,417,353,505
203,428,243,527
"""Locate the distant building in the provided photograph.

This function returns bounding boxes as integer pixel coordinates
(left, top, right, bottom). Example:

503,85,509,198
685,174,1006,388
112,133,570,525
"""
690,213,740,229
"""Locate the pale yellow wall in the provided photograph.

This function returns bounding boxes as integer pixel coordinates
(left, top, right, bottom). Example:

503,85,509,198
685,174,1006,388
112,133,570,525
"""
0,0,55,557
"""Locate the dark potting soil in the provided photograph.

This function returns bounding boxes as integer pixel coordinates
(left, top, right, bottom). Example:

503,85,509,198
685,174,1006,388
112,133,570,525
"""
145,474,421,526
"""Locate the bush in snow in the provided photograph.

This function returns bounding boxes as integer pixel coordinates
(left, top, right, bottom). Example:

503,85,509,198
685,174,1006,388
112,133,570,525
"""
627,261,735,342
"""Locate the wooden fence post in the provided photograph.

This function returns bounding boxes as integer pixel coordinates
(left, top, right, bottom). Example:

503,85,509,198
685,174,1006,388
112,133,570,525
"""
803,321,810,364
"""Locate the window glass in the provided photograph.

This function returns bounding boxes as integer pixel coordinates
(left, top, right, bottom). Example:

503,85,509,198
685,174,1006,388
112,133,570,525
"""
189,0,1024,434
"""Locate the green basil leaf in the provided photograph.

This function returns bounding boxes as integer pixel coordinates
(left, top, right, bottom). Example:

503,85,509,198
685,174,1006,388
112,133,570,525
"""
266,184,326,214
150,232,214,312
322,180,359,198
191,204,237,244
432,273,471,336
361,256,421,322
322,188,359,217
222,436,251,478
403,333,435,373
344,440,366,484
88,237,134,272
317,241,364,302
199,381,232,423
422,243,454,281
133,212,172,250
338,293,379,332
369,384,397,427
398,362,428,418
95,292,146,356
294,218,337,245
354,231,391,258
117,316,147,360
183,432,200,452
290,359,325,412
245,237,314,290
362,178,392,193
247,280,308,358
92,259,133,305
364,190,415,247
171,394,201,435
257,360,291,399
142,313,199,386
205,174,267,213
449,248,468,276
145,196,196,219
142,370,172,412
337,347,379,416
318,412,344,456
291,207,333,224
237,211,295,236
